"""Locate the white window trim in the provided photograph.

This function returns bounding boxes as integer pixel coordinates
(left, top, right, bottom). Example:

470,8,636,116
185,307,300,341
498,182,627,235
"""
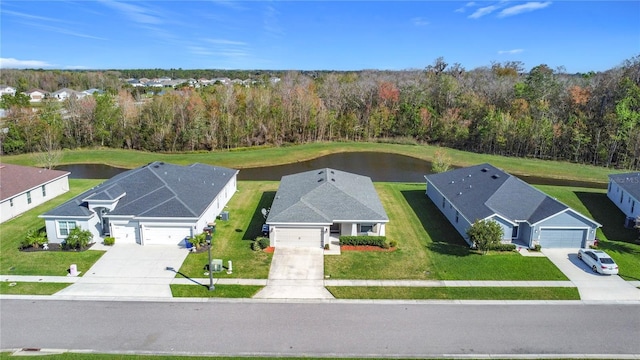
57,220,77,238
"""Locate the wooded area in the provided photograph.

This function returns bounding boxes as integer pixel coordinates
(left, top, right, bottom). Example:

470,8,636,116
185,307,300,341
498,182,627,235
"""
1,56,639,170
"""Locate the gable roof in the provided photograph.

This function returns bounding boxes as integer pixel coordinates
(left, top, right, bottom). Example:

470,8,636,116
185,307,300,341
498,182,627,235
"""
42,162,238,219
267,168,388,224
426,163,598,226
0,163,69,201
609,172,640,201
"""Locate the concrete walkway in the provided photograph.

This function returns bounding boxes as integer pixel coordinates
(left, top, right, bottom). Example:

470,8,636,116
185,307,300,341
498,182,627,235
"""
253,247,334,299
542,249,640,301
51,244,189,299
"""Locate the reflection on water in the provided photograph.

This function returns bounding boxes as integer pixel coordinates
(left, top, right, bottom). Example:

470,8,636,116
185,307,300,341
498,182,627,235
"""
55,152,606,188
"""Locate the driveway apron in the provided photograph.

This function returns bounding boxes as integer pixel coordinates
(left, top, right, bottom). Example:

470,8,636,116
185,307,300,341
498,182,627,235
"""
253,247,334,299
53,244,189,298
542,249,640,301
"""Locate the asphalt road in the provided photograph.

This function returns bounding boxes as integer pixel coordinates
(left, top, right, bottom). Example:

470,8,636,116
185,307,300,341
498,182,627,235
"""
1,299,639,357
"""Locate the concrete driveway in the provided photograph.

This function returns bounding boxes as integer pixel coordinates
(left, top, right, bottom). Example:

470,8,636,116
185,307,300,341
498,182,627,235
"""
253,247,334,299
53,244,189,299
542,248,640,301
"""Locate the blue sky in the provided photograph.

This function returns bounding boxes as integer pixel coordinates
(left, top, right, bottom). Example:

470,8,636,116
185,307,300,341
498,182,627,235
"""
1,1,638,73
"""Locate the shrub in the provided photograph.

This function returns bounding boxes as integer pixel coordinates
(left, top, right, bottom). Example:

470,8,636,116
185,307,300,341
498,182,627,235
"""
533,244,542,252
389,240,397,248
324,243,330,250
488,243,516,252
62,227,92,250
103,237,115,246
256,237,270,249
339,236,388,248
251,240,262,251
189,233,208,249
21,230,47,249
467,219,504,254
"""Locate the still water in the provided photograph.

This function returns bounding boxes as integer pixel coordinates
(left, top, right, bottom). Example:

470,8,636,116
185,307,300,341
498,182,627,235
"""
55,152,606,188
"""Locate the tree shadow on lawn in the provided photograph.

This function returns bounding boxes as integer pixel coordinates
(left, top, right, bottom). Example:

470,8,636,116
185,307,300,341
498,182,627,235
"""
242,191,276,241
574,191,638,243
401,190,474,257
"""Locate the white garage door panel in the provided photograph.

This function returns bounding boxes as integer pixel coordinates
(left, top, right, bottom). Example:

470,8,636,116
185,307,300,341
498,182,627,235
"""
112,225,139,244
144,226,192,245
275,227,322,248
539,229,586,248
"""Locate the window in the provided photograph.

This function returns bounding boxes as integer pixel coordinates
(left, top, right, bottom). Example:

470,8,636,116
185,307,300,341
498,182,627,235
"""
632,201,635,214
26,191,32,204
442,197,445,208
620,192,624,203
42,185,46,197
455,211,459,223
359,224,374,233
608,182,611,192
512,226,519,238
58,221,77,236
9,199,13,207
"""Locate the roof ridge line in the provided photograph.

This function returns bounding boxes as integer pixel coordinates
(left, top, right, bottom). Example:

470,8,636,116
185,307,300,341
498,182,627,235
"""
149,165,199,217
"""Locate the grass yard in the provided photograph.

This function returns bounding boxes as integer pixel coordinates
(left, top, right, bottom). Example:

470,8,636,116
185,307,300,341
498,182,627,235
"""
0,179,105,276
325,183,568,280
536,185,640,281
0,281,70,295
327,286,580,300
176,181,277,279
170,284,263,298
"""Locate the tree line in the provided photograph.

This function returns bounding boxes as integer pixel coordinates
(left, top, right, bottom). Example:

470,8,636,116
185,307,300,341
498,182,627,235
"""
1,56,639,170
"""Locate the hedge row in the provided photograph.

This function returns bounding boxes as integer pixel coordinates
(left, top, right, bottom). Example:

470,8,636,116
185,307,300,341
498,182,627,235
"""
339,236,388,248
488,243,517,252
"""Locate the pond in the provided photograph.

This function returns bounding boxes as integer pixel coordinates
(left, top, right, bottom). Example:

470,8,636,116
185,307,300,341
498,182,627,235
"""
55,152,606,188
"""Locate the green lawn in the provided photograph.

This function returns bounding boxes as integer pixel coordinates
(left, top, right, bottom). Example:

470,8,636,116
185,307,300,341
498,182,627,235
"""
170,284,263,298
176,181,276,279
325,183,568,280
327,286,580,300
0,179,105,276
0,281,70,295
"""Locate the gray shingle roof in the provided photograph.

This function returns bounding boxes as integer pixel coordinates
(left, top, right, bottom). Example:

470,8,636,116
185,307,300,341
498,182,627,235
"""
42,162,237,219
267,168,388,224
426,163,586,225
609,172,640,201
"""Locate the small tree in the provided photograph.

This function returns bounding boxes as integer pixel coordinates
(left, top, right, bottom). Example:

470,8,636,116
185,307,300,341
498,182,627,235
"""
63,227,93,250
21,230,47,249
431,148,452,173
467,219,504,254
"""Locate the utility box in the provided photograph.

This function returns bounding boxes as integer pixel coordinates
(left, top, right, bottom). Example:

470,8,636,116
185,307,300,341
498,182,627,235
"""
220,211,230,221
210,259,223,272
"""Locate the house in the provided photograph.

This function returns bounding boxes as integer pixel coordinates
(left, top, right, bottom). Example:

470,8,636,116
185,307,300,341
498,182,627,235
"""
266,168,388,248
23,89,47,102
40,162,238,246
0,164,70,224
607,172,640,227
0,85,16,96
51,88,86,101
425,163,600,249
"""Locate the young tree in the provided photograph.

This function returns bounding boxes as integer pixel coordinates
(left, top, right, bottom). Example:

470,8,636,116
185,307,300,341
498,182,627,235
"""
466,219,504,254
431,148,452,173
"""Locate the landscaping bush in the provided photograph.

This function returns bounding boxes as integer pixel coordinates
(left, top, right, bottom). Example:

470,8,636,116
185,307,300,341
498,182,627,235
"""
389,240,397,248
339,236,388,248
488,243,516,252
103,237,115,246
256,237,270,249
189,233,208,249
20,230,47,249
251,240,262,251
533,244,542,252
62,227,92,250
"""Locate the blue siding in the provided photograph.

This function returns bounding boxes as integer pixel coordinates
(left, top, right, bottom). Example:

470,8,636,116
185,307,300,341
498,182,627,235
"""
488,216,513,241
532,211,598,246
608,180,640,220
426,181,472,246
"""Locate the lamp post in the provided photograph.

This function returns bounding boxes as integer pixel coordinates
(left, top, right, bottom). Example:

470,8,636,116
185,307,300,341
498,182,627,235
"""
206,234,214,291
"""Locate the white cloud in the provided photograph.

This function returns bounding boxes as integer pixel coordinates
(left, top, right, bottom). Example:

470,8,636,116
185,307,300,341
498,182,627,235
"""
0,58,54,69
98,0,163,25
498,49,524,54
263,5,284,37
412,17,429,26
205,39,248,46
468,5,500,19
455,2,477,13
498,2,552,17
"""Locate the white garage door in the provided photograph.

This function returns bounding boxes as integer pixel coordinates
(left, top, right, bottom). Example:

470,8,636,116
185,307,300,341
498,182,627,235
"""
539,228,586,248
112,224,139,244
274,227,322,248
143,226,192,246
